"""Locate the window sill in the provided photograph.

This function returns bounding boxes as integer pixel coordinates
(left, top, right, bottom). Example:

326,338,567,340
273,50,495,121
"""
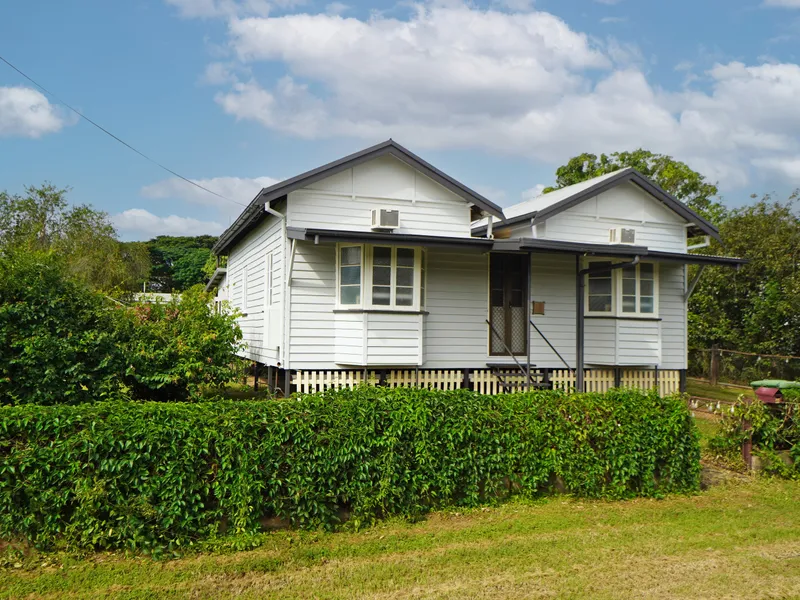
333,308,429,315
584,315,662,322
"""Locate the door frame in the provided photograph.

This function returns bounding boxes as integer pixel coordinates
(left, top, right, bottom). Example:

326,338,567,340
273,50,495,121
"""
488,252,529,356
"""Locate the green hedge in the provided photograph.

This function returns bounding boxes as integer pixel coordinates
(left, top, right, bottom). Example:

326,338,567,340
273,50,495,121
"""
0,387,699,553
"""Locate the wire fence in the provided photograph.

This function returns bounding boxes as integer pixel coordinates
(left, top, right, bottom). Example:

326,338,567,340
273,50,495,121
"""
689,347,800,386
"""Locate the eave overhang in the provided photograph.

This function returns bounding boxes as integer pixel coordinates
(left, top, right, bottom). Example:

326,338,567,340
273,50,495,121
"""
287,227,495,250
500,237,746,267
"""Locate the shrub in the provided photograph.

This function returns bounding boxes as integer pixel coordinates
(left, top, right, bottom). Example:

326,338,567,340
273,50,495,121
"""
709,394,799,477
0,387,699,553
117,286,244,401
0,252,125,405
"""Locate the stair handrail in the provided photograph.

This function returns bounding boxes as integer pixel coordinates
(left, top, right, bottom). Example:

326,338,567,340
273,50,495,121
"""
529,318,572,372
485,320,536,387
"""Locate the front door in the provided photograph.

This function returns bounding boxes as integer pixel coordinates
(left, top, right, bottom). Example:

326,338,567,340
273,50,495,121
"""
489,253,528,356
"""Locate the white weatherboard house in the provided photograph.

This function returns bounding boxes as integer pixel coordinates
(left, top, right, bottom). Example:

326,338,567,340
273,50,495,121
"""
209,141,744,395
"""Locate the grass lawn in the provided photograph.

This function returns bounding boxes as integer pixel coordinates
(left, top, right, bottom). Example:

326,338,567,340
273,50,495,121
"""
686,378,753,403
3,477,799,600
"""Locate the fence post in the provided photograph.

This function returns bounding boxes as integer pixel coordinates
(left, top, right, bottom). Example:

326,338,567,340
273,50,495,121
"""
710,344,720,386
742,417,753,470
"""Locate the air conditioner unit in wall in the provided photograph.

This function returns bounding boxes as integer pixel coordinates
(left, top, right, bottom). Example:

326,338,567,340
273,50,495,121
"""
609,227,636,245
371,209,400,230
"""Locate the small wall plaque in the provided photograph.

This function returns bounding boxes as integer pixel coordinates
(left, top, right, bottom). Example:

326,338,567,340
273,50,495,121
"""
532,301,545,316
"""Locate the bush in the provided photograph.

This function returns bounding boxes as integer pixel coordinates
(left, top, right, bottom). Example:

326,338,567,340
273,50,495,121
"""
0,387,699,553
0,252,125,405
709,394,799,477
118,286,244,401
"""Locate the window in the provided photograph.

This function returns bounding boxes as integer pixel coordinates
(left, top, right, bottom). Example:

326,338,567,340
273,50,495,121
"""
420,250,427,309
585,261,658,317
621,263,655,315
587,262,613,313
338,244,422,310
339,245,362,305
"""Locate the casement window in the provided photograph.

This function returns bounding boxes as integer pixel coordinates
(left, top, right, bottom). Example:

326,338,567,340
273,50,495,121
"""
585,260,658,317
339,245,363,306
337,244,424,310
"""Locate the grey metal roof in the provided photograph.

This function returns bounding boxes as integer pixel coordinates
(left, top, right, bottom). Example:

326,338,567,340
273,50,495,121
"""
204,267,227,292
287,227,494,250
213,140,505,255
500,237,746,266
286,228,745,266
473,168,721,242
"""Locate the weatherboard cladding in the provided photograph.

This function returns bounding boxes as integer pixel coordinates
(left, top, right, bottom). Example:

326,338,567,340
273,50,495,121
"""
213,140,504,256
472,168,721,242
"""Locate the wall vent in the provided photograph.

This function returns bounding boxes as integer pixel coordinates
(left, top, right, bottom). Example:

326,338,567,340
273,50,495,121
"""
371,209,400,230
609,227,636,245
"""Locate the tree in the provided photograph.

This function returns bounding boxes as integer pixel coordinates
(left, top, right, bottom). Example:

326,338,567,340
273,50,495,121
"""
146,236,217,291
202,253,227,281
543,150,726,224
689,194,800,355
118,286,244,401
0,251,125,404
0,184,150,292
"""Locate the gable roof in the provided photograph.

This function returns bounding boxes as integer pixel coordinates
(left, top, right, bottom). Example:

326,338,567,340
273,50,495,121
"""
473,168,721,242
213,140,505,255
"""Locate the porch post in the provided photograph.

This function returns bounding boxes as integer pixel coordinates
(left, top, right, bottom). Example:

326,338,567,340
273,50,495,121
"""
526,251,532,391
575,255,585,393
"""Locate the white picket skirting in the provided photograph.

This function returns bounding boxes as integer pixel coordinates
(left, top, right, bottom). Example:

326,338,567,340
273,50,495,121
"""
291,368,682,396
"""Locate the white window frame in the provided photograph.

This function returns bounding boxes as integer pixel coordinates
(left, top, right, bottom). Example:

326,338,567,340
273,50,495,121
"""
337,243,364,307
584,259,659,318
336,243,423,311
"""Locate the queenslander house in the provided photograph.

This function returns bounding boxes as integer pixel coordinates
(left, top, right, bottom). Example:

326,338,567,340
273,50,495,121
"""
206,141,744,395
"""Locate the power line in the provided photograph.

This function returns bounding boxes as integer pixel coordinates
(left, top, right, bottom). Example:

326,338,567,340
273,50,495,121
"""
0,54,247,208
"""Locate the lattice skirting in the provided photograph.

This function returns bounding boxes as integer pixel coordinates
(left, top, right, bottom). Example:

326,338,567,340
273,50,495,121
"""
291,368,683,396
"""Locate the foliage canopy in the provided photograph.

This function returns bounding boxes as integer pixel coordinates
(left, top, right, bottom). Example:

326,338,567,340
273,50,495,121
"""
0,387,699,554
543,149,726,224
0,184,150,292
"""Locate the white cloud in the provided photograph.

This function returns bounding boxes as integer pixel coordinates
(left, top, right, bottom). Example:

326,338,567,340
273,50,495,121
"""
473,184,507,204
325,2,349,15
763,0,800,7
752,157,800,180
195,2,800,188
113,209,223,237
141,175,279,207
165,0,304,18
200,62,241,85
600,16,627,23
165,0,271,18
522,184,546,200
0,86,66,138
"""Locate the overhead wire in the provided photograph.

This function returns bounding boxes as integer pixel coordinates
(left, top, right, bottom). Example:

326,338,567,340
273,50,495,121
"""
0,54,247,208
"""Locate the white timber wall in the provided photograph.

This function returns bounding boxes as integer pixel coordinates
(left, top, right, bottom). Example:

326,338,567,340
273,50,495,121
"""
542,183,688,252
289,241,425,369
287,154,473,238
227,212,284,366
287,245,687,370
423,248,489,368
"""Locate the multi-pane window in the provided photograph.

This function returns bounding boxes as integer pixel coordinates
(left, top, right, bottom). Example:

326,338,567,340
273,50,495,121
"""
339,246,362,305
587,262,613,313
395,248,415,307
621,263,655,314
339,244,421,310
586,261,657,317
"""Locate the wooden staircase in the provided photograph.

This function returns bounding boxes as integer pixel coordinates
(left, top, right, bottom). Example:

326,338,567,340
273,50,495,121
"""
485,363,552,392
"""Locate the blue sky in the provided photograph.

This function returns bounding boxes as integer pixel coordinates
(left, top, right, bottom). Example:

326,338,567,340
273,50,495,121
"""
2,0,800,240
